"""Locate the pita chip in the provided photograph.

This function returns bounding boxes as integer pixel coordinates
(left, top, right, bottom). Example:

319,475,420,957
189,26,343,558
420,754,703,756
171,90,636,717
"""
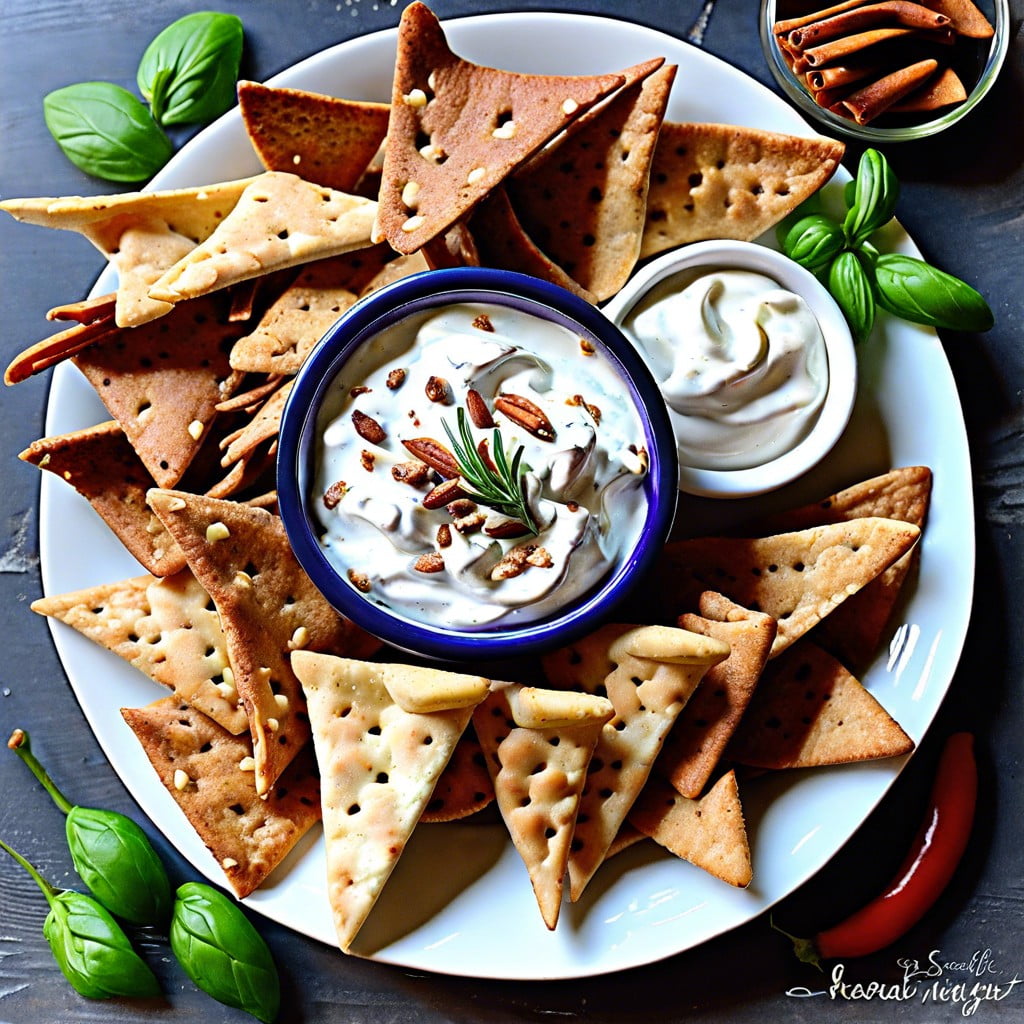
656,517,922,657
473,682,612,928
508,62,676,300
543,623,730,901
148,172,377,305
19,421,186,577
419,730,495,823
219,380,292,469
641,121,844,259
238,80,390,193
663,592,777,798
6,315,119,385
71,294,245,488
628,770,752,887
373,1,629,254
291,652,485,952
727,640,914,768
121,698,321,897
30,569,247,733
147,489,380,794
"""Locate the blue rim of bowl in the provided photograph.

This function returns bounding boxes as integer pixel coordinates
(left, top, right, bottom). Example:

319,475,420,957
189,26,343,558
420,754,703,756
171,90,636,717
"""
759,0,1009,143
277,266,679,662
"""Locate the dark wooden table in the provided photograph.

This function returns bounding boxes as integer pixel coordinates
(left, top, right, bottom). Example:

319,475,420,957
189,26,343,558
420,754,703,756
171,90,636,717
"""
1,2,1021,1022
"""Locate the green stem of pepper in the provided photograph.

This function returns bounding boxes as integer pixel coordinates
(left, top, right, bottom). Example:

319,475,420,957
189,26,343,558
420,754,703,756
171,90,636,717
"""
8,729,74,814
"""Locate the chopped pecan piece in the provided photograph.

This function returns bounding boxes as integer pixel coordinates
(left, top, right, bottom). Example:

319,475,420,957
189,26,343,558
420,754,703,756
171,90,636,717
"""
386,368,407,390
360,450,375,472
402,437,460,477
422,478,467,509
490,543,553,580
322,480,348,509
436,523,452,548
391,460,431,486
472,313,495,332
414,552,445,573
347,569,371,592
466,388,494,429
352,409,386,444
424,375,451,404
495,393,556,442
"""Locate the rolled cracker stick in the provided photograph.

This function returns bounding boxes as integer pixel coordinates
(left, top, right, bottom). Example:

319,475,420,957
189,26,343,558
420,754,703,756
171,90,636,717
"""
807,62,880,90
5,316,119,385
773,0,872,36
840,57,941,122
888,65,968,110
921,0,994,38
795,25,953,70
788,1,951,50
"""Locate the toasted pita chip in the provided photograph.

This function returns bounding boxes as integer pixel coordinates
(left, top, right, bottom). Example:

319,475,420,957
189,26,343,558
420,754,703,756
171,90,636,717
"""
727,640,914,768
31,570,247,733
6,315,119,385
420,730,495,823
19,421,186,577
0,179,258,327
605,823,648,859
228,246,397,375
238,80,390,192
747,467,932,669
664,593,777,798
474,682,611,928
47,292,117,324
543,622,730,901
148,172,377,305
71,295,245,488
121,698,321,897
220,380,292,469
628,770,752,887
147,489,380,794
508,62,675,300
640,122,844,259
657,517,921,657
373,1,628,254
381,663,490,714
291,652,484,952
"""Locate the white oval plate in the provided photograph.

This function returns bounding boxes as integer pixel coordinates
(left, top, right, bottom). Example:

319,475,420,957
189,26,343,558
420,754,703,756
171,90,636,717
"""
38,11,973,980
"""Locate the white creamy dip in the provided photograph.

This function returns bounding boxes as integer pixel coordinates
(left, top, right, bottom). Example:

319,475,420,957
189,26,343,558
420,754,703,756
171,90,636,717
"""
314,302,649,629
621,268,829,470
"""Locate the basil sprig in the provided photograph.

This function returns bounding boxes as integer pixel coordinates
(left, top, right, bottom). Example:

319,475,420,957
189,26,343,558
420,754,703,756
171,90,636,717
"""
171,882,281,1023
44,12,243,182
9,728,172,925
0,838,160,1000
780,148,993,341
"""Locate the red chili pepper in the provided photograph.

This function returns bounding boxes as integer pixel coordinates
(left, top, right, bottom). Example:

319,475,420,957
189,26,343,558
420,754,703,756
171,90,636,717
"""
775,731,977,968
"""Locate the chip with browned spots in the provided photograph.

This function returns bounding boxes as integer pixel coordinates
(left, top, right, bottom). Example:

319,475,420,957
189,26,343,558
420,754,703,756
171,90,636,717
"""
147,488,380,795
122,698,321,898
726,640,914,768
19,421,186,577
31,569,247,734
662,592,777,799
238,80,390,193
419,730,494,823
640,121,844,260
508,62,676,301
628,770,752,887
656,517,922,658
373,1,629,255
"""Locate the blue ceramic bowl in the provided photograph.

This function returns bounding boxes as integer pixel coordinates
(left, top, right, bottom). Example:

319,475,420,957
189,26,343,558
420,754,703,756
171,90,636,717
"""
277,267,678,662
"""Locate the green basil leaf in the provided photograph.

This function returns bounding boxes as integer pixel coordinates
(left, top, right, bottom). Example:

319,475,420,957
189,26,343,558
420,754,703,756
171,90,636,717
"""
45,891,160,1000
775,192,824,248
873,253,994,332
782,214,846,271
171,882,280,1023
66,807,172,925
43,82,172,182
828,250,876,343
843,148,899,247
138,12,244,127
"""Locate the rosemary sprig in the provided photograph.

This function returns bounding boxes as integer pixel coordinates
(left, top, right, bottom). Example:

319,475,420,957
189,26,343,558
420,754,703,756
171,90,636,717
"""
443,407,538,535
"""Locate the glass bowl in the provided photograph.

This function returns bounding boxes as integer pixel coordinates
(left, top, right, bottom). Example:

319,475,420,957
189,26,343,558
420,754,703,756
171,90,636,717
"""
760,0,1009,142
277,267,679,662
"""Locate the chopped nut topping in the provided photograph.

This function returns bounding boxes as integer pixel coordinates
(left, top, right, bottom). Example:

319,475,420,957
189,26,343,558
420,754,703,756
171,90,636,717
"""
490,543,554,580
401,215,426,233
352,409,386,444
402,88,428,107
466,167,486,186
392,460,431,486
402,437,460,477
466,388,494,428
567,393,602,424
349,385,371,398
424,375,450,404
418,143,445,162
436,523,452,548
274,693,290,711
222,857,239,869
401,180,421,209
360,449,376,472
38,453,51,467
173,769,192,791
187,419,204,440
206,522,230,543
495,393,556,441
323,480,348,509
348,569,371,592
266,717,279,732
448,500,486,534
288,627,309,651
579,337,596,356
233,570,253,588
239,756,256,772
386,368,407,390
562,98,580,115
471,313,495,332
166,496,188,512
414,552,445,573
492,120,517,140
422,477,467,509
623,444,649,474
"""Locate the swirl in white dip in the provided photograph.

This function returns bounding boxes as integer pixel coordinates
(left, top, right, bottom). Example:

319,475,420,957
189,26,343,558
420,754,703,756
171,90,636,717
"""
621,268,829,470
313,302,649,630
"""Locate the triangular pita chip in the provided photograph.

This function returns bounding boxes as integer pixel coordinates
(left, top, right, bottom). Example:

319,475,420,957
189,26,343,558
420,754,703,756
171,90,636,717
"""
542,623,729,901
238,80,390,193
291,652,485,952
663,592,777,798
147,489,380,794
419,730,494,823
373,1,629,254
508,62,676,300
71,294,245,488
656,517,922,657
19,421,186,577
640,121,845,259
31,570,247,734
121,698,321,897
727,640,914,768
473,682,612,929
219,380,292,469
148,172,377,305
628,770,752,887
